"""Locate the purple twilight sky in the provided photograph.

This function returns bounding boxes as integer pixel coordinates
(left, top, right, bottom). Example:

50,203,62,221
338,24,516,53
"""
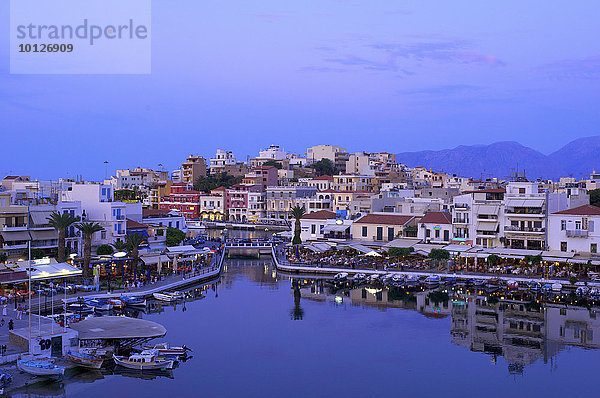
1,0,599,180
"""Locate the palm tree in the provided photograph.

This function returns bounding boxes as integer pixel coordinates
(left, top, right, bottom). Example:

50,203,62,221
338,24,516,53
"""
76,222,104,282
290,205,306,245
111,239,128,253
47,211,80,262
126,233,145,278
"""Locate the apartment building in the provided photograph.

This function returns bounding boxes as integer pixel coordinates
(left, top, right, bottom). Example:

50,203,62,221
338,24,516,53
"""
198,188,226,221
241,166,278,190
158,183,202,219
307,175,334,191
0,192,30,258
266,186,317,221
210,149,236,170
548,205,600,254
451,189,505,247
333,175,375,192
502,182,547,250
181,155,207,184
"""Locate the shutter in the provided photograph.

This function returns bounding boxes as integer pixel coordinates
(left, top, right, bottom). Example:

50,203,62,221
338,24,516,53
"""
590,221,595,232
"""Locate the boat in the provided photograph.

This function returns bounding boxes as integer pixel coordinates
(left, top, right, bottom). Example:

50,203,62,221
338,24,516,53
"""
141,343,191,358
120,295,147,307
405,274,421,286
153,292,183,302
552,283,563,292
443,276,457,285
17,359,65,377
113,350,174,370
485,278,500,291
541,283,553,293
108,298,124,309
528,281,541,291
66,351,104,369
507,280,519,290
367,274,380,284
472,279,486,288
575,286,590,296
84,298,113,311
0,370,12,390
353,273,367,283
333,272,348,283
66,302,94,314
424,275,441,287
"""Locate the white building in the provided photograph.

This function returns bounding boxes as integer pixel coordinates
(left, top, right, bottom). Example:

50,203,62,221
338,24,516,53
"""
299,210,351,241
259,145,287,160
306,145,346,164
210,149,237,169
417,211,452,244
548,204,600,254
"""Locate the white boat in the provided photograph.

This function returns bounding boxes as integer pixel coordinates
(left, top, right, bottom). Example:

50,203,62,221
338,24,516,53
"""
333,272,348,282
113,350,174,370
153,292,184,302
17,360,65,377
424,275,441,286
84,298,113,311
552,283,563,292
141,343,191,358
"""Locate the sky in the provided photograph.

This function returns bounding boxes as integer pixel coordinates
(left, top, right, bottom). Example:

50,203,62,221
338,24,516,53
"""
1,0,600,180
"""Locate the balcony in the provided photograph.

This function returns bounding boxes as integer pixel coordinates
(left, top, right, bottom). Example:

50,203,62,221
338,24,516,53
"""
454,204,469,209
566,229,589,238
505,209,543,215
504,226,545,233
2,242,28,250
453,219,469,224
2,224,28,231
115,215,125,220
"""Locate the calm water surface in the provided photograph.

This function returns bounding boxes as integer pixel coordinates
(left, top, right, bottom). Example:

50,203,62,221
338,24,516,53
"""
26,257,600,397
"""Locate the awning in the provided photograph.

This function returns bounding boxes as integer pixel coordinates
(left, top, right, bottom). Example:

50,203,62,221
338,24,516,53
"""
344,243,372,254
29,230,58,240
0,231,31,241
462,252,490,259
383,238,420,248
476,205,499,215
31,211,52,225
443,244,473,253
166,245,197,253
323,224,350,233
541,251,575,259
569,258,592,264
476,223,498,232
140,254,171,265
506,198,544,208
543,257,569,263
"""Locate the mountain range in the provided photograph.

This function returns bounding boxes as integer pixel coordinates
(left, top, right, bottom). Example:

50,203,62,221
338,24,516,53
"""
396,136,600,181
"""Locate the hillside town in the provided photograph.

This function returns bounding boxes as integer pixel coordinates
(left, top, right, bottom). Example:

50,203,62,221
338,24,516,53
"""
1,144,600,271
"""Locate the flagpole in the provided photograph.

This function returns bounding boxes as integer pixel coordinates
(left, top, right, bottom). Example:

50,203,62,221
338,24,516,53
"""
28,240,31,352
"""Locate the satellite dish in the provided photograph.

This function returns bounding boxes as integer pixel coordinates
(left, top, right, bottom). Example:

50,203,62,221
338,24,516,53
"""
113,251,127,258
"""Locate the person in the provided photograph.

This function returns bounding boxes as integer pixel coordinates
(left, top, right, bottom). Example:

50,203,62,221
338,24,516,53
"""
0,319,4,327
17,305,23,320
2,304,6,317
8,319,13,331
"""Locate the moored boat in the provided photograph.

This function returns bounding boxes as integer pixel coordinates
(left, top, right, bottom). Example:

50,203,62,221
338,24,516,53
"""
108,298,124,309
153,292,183,302
120,295,147,307
333,272,348,283
113,350,174,370
507,280,519,290
66,302,94,314
552,283,563,292
0,370,12,390
424,275,441,287
17,359,65,377
66,350,104,369
84,298,113,311
141,343,191,358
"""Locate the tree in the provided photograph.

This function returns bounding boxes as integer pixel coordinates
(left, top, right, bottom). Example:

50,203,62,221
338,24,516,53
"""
290,205,306,245
97,244,114,255
47,211,80,262
0,253,7,264
76,222,104,282
487,254,502,266
166,227,186,247
309,159,335,176
524,254,542,265
263,160,282,169
590,189,600,208
126,233,145,277
388,247,414,258
194,172,243,193
31,248,46,260
111,239,128,253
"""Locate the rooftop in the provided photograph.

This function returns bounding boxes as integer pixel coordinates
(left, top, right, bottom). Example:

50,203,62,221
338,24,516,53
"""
355,213,414,226
419,211,452,225
553,204,600,216
302,210,337,220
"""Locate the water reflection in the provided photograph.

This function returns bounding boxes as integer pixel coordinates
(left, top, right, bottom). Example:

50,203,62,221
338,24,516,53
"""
293,277,600,372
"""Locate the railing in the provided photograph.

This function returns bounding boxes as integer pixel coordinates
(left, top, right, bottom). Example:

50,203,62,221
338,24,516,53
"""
505,209,543,215
2,224,28,231
453,219,469,224
504,226,545,233
566,229,589,238
115,215,125,220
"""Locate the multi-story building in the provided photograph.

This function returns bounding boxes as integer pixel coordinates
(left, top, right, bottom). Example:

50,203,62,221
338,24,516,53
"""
198,187,226,221
247,191,267,222
548,204,600,254
158,183,202,219
307,175,334,191
0,192,30,259
142,208,188,233
451,189,505,247
241,166,278,190
181,155,207,184
502,182,547,250
333,175,375,192
266,186,317,221
306,145,346,164
226,184,262,222
210,149,237,170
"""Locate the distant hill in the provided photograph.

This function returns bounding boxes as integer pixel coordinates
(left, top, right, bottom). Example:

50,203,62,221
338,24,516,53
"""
396,137,600,180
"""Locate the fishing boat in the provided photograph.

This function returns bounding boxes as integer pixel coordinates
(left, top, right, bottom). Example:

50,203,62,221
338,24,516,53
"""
552,283,563,292
424,275,441,287
120,295,147,307
17,359,65,377
507,280,519,290
108,298,124,309
84,298,113,311
66,351,104,369
153,292,183,302
333,272,348,283
66,302,94,314
0,370,12,391
113,349,174,370
141,343,191,358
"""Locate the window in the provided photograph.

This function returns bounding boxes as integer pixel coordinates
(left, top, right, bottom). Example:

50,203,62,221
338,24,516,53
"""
575,221,582,230
311,224,316,234
592,243,597,254
426,229,430,238
435,229,440,239
362,226,367,237
561,241,567,252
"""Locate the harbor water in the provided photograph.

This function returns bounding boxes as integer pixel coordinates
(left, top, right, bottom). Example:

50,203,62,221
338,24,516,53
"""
10,255,600,397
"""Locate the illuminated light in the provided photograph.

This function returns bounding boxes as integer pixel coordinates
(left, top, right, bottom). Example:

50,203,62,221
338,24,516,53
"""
335,296,343,303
